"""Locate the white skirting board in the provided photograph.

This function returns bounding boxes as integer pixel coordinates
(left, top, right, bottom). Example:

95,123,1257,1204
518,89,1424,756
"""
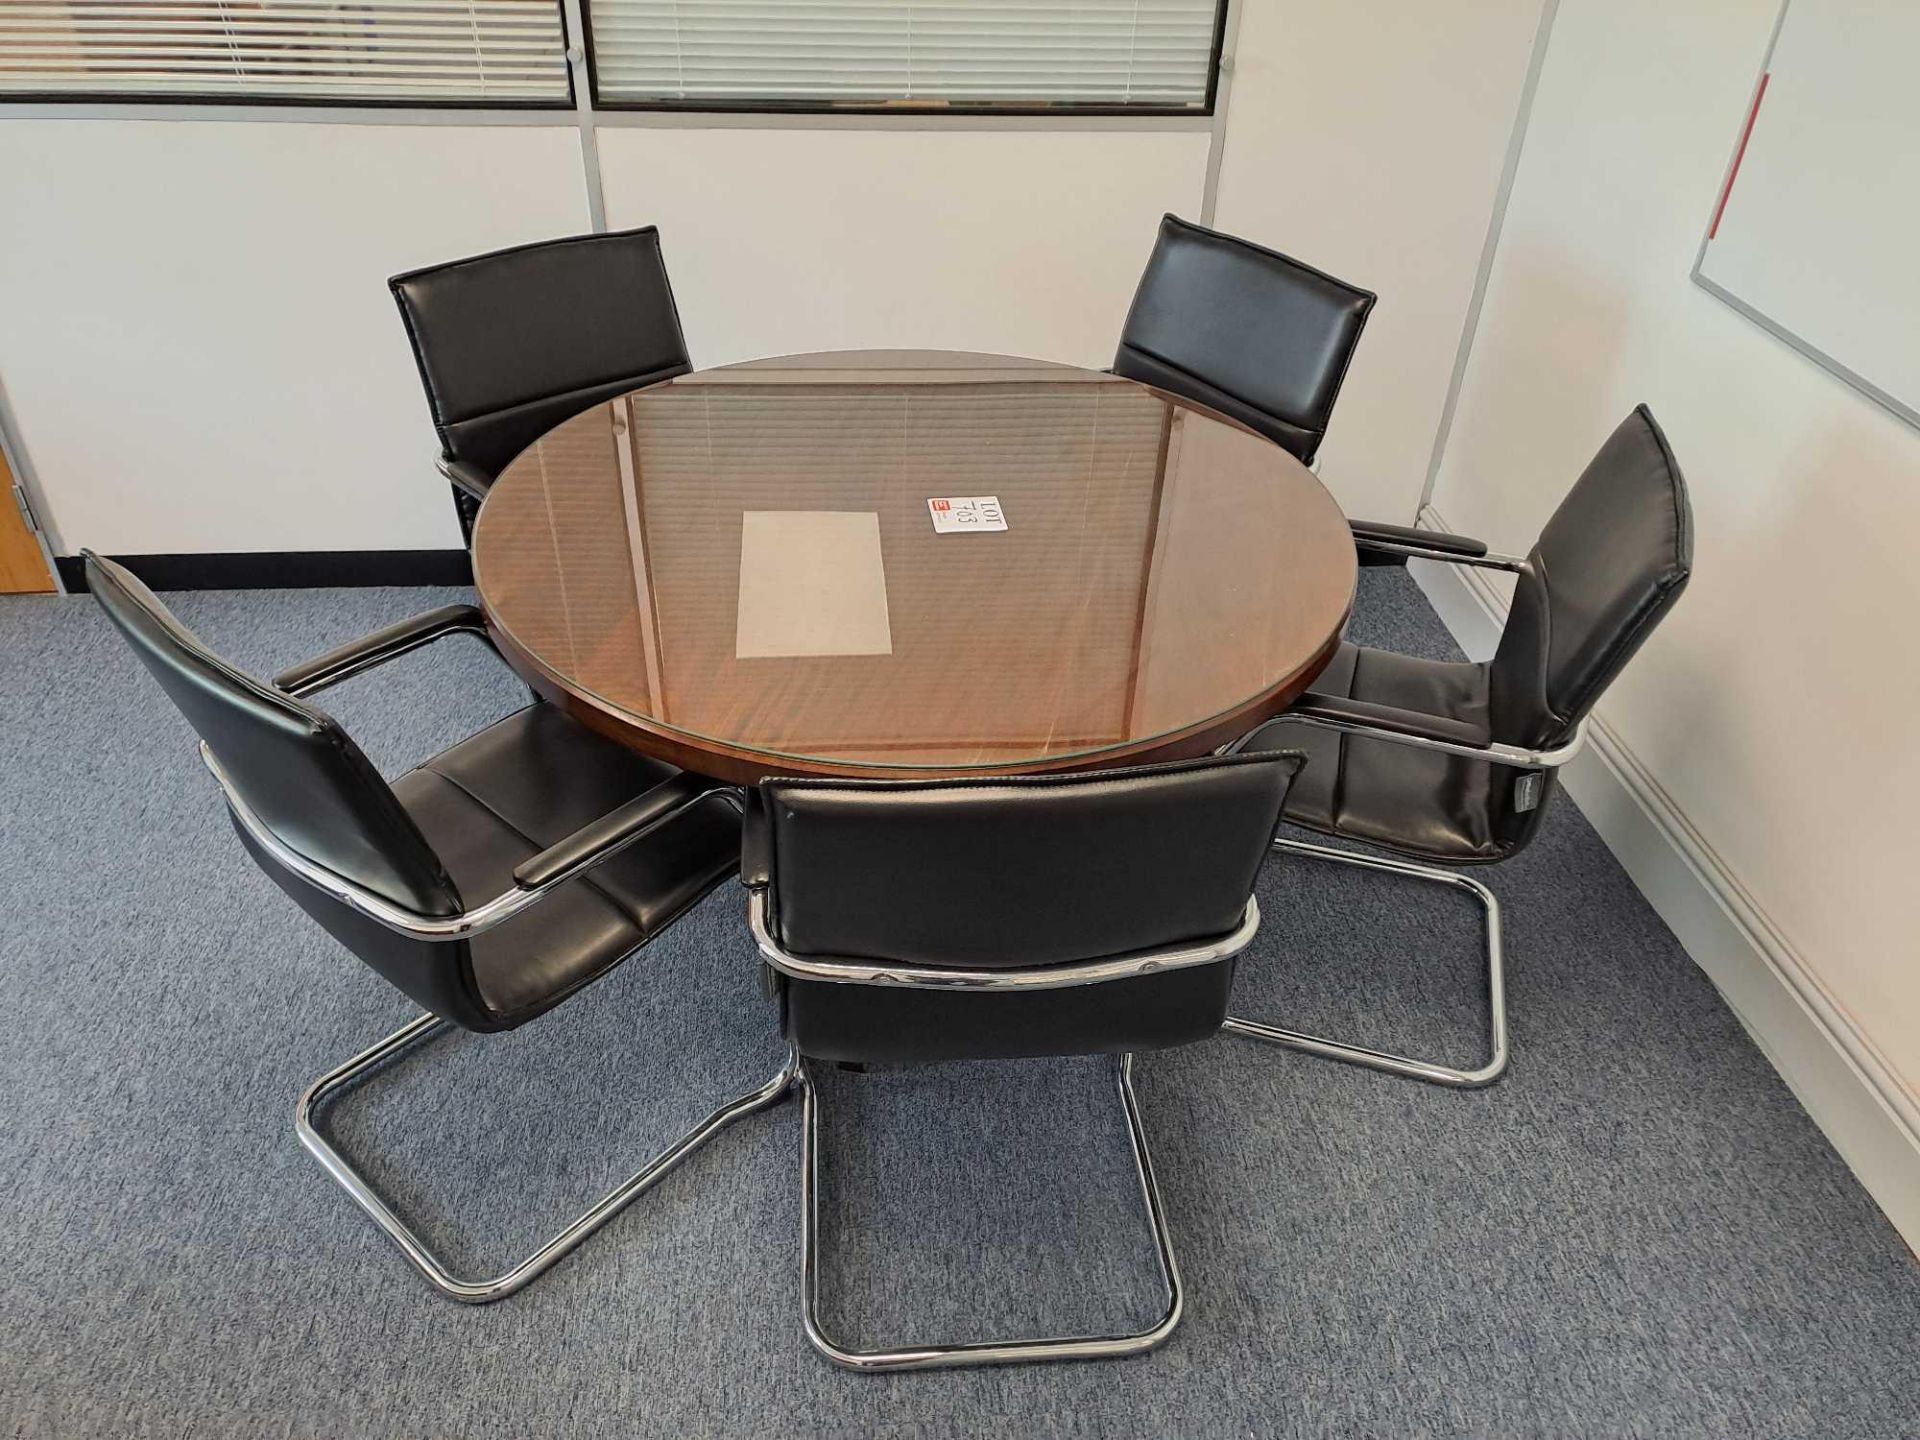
1409,506,1920,1250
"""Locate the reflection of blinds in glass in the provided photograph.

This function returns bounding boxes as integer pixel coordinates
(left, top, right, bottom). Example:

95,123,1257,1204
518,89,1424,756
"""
0,1,569,102
627,380,1169,757
472,406,656,715
589,0,1221,110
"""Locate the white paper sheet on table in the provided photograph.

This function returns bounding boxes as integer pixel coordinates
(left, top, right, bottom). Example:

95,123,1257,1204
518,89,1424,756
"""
735,510,894,659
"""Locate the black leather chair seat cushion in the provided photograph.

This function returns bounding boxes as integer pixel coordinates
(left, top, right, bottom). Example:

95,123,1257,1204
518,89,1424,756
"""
393,705,739,1021
779,962,1238,1065
1244,642,1535,863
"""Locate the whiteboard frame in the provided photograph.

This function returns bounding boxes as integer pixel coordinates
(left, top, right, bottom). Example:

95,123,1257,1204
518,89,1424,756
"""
1689,0,1920,436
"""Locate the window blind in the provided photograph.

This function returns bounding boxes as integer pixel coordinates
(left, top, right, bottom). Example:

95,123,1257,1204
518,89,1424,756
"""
0,1,571,102
587,0,1222,110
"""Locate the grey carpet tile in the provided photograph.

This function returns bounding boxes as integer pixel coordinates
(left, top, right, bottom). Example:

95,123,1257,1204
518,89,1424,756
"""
0,571,1915,1439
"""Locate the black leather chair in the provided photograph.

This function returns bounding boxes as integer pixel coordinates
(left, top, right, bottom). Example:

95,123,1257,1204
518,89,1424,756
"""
1228,406,1693,1086
1114,213,1376,467
389,226,691,543
743,753,1304,1371
84,552,786,1302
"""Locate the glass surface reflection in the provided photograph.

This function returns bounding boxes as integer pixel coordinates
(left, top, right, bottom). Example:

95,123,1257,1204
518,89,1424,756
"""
472,351,1356,775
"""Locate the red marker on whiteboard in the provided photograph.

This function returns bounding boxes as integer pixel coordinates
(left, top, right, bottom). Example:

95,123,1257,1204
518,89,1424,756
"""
1709,71,1770,241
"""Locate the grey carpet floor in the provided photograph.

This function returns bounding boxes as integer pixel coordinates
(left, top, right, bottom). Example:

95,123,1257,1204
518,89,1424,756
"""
1,570,1914,1439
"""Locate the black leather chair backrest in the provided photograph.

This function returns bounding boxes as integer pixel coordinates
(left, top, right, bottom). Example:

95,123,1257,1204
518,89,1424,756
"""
1114,214,1376,466
84,554,499,1026
85,553,460,917
390,226,691,479
1488,406,1693,749
755,753,1303,970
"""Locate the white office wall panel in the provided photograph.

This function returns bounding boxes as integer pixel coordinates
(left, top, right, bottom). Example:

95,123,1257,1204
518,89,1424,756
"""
1211,0,1548,524
596,126,1210,369
0,119,590,553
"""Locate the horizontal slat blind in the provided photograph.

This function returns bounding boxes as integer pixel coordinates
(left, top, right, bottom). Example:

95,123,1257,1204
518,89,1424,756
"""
0,1,570,102
589,0,1220,109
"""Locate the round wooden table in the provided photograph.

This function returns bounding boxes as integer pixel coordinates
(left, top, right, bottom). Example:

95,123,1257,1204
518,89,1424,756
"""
471,350,1356,784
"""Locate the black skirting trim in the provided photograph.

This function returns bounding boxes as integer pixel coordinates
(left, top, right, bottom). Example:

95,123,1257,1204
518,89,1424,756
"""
56,550,473,593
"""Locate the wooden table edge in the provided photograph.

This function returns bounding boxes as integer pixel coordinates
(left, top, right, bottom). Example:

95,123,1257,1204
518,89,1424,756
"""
482,604,1351,786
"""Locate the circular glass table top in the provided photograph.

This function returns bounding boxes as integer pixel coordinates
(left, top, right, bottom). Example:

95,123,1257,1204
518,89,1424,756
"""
472,350,1356,782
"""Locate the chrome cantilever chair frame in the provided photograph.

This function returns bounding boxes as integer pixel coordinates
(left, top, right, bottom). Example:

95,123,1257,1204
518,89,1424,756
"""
1222,535,1587,1089
749,890,1260,1372
434,453,490,500
214,615,794,1304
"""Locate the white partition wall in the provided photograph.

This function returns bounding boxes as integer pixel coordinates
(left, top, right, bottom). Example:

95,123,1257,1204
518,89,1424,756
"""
0,120,591,555
0,120,1212,559
597,127,1211,370
1422,0,1920,1241
1210,0,1550,523
0,4,1554,563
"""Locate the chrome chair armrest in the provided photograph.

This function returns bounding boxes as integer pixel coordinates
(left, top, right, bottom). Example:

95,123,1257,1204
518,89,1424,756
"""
275,605,498,697
1349,520,1527,573
1289,691,1487,750
747,889,1260,993
1351,518,1486,555
1231,703,1588,771
204,744,730,940
1358,543,1528,573
436,455,495,502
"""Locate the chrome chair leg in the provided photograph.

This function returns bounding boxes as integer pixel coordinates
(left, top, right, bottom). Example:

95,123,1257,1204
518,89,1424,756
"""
297,1013,799,1303
798,1051,1184,1372
1225,837,1508,1088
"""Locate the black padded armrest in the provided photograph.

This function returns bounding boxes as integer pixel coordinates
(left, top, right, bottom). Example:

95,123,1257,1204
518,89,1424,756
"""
514,771,725,891
274,605,488,695
1286,692,1490,749
437,456,496,501
1349,520,1489,567
740,788,771,889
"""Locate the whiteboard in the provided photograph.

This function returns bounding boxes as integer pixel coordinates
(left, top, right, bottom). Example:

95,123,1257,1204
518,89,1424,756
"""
1692,0,1920,432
